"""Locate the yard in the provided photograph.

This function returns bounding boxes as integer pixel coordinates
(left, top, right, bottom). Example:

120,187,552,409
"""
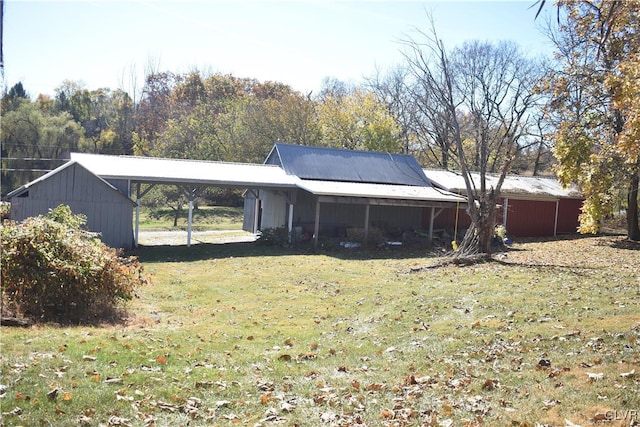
1,234,638,426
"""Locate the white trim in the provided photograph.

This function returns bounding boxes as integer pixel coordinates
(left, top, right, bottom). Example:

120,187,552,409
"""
502,197,509,228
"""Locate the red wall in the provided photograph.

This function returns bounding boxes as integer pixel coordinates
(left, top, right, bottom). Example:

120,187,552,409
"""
501,198,556,237
556,198,582,234
422,197,583,238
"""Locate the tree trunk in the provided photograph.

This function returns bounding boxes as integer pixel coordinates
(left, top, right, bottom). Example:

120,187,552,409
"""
627,171,640,241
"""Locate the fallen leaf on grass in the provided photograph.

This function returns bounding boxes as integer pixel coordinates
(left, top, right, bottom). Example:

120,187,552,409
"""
365,383,386,391
221,413,239,420
2,407,23,416
481,379,499,391
47,388,59,400
260,392,273,405
108,415,132,426
620,369,635,378
379,409,394,419
280,400,296,412
195,380,216,388
542,399,560,408
586,372,604,381
77,414,92,425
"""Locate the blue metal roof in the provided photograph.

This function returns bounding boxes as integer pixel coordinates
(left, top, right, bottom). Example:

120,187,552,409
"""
268,143,432,187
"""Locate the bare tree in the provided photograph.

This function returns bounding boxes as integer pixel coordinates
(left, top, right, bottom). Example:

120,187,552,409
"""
401,21,543,255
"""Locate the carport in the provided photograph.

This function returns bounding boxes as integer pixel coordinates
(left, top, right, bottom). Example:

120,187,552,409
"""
70,152,297,247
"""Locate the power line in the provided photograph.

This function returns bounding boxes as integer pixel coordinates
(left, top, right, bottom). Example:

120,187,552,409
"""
2,169,52,172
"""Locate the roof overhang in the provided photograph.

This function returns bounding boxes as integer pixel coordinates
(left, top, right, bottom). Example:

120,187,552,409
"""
423,169,583,200
70,153,298,190
295,179,467,207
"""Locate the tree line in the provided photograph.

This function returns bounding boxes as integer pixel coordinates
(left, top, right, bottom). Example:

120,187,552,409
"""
2,0,638,246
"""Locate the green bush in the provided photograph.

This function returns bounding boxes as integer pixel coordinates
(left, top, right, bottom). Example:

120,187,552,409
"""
256,227,290,246
1,205,145,324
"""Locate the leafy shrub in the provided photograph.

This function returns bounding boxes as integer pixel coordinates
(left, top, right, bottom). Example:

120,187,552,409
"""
256,227,290,246
1,205,145,324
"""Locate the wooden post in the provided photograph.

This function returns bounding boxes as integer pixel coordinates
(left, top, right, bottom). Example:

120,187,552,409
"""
429,206,436,244
364,204,370,243
313,199,321,249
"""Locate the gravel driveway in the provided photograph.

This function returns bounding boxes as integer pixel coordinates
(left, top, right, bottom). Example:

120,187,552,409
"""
137,230,258,246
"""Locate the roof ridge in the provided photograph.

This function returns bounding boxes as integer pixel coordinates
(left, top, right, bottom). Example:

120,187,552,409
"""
70,152,282,168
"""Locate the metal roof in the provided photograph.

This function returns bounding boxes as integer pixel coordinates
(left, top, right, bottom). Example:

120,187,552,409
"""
70,152,297,189
423,169,583,200
295,178,466,203
59,151,469,205
6,160,134,204
269,143,432,186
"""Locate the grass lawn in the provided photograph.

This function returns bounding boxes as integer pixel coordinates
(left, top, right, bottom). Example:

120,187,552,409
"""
136,206,244,232
1,235,639,426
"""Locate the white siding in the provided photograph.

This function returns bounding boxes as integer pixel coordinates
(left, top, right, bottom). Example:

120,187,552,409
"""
259,189,287,229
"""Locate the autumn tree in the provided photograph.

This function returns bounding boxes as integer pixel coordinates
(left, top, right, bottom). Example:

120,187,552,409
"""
54,81,135,155
543,0,640,240
367,66,421,156
316,85,402,152
1,91,85,195
401,24,543,255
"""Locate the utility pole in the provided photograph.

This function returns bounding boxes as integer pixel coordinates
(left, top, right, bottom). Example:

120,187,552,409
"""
1,0,4,88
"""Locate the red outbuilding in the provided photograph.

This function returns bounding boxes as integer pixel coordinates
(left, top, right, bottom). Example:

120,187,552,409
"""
422,169,584,238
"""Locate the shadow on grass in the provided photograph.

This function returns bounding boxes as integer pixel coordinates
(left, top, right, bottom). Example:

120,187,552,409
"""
602,238,640,251
131,241,446,263
132,233,625,265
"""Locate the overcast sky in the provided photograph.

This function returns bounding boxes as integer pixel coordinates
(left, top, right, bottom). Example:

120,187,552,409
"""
3,0,555,98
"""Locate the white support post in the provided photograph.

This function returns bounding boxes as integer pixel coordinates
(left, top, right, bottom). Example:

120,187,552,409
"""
134,183,141,248
502,197,509,228
313,199,321,249
187,199,194,247
253,192,260,233
288,203,294,243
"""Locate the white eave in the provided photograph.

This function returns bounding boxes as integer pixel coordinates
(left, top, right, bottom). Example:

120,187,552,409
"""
295,179,466,204
423,169,583,200
70,152,297,189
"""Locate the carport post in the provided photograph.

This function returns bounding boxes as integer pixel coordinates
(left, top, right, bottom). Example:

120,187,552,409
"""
187,199,194,247
502,197,509,228
364,204,370,243
313,199,321,249
253,194,260,233
429,206,436,243
134,183,141,247
288,203,294,243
